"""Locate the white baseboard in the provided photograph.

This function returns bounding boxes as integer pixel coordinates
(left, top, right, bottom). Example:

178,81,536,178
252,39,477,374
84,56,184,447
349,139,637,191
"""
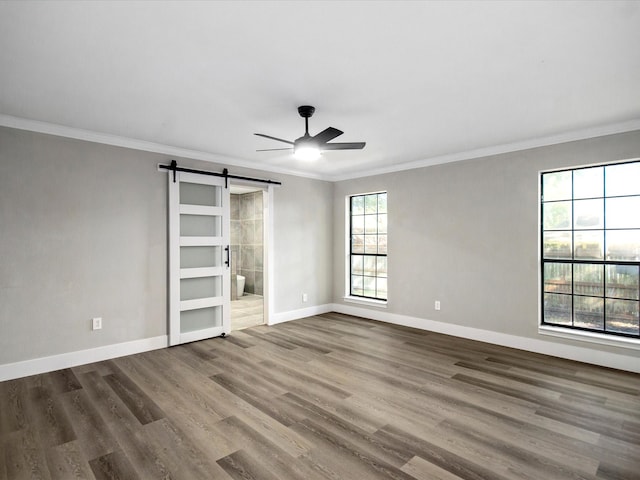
331,303,640,374
4,305,637,381
269,303,333,325
0,335,168,382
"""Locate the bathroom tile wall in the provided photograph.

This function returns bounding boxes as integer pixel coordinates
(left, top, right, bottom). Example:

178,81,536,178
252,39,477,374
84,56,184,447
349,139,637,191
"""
230,191,264,297
230,194,240,300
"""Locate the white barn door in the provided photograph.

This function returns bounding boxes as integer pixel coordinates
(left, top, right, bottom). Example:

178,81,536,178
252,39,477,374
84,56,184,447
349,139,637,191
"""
168,171,230,345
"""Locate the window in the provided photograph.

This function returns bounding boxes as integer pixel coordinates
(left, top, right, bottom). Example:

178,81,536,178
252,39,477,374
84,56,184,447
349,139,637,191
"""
541,160,640,339
349,192,387,301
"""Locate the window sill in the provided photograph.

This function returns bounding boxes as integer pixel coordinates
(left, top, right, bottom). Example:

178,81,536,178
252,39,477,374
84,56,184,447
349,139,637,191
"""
539,325,640,351
343,296,388,308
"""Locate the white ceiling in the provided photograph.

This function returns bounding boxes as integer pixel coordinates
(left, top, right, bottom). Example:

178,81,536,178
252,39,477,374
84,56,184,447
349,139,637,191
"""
1,1,639,181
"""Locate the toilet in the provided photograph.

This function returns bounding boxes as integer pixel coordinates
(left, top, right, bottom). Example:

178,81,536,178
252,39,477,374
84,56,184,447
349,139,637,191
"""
237,275,245,297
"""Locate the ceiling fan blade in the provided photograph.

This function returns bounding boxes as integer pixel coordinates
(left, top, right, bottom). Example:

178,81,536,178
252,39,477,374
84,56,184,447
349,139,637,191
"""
322,142,366,151
256,148,293,152
312,127,343,145
254,133,295,145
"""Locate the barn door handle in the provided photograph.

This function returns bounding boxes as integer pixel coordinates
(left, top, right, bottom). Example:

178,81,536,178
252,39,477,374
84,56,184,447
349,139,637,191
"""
225,245,230,267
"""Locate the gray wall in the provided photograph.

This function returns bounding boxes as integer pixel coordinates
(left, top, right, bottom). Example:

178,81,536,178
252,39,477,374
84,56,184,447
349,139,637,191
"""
3,123,637,368
273,173,334,312
0,128,167,365
0,126,334,365
333,130,640,359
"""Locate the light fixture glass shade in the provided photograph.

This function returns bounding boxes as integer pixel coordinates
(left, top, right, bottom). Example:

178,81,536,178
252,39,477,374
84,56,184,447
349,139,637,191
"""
294,144,321,161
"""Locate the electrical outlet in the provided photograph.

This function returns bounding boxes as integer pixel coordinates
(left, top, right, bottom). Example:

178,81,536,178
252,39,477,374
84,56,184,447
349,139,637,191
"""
434,301,441,311
302,293,308,302
92,317,102,330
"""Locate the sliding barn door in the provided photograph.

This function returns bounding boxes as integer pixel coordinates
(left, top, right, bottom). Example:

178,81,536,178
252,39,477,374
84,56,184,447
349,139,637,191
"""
168,171,230,346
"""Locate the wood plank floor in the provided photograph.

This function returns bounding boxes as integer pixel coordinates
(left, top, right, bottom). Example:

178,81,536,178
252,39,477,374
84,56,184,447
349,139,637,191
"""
1,312,639,479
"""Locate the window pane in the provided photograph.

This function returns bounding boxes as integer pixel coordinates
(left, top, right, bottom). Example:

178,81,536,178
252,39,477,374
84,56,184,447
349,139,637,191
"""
351,276,363,296
377,278,388,299
377,257,387,278
365,215,378,234
378,235,387,254
543,263,572,294
574,199,603,230
574,296,604,330
574,167,603,199
606,264,639,300
574,263,604,296
377,214,387,234
543,171,572,201
543,231,572,259
364,235,378,254
363,256,376,276
606,229,640,261
378,193,387,213
351,215,364,234
606,196,640,229
363,276,376,297
352,196,364,215
352,235,364,253
543,201,572,230
544,293,572,325
365,195,378,214
574,230,604,260
606,298,639,335
606,162,640,197
351,255,363,275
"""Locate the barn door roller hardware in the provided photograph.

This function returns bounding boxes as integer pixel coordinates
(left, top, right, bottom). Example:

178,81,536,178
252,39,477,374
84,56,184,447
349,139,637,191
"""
160,160,282,188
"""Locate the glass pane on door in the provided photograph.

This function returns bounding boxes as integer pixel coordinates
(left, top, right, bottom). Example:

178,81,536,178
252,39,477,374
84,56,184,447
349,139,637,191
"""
180,246,222,268
180,215,222,237
180,182,221,207
180,277,222,301
180,306,223,333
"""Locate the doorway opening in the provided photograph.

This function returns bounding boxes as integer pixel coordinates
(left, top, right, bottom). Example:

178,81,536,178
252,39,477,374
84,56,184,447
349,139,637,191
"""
230,184,267,330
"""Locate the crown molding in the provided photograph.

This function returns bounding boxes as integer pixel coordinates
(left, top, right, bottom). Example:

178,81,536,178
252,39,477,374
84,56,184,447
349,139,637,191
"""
2,114,639,183
329,118,640,181
0,114,327,181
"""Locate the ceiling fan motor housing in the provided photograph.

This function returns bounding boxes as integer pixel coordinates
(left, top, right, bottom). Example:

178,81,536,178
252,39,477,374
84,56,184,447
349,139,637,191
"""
297,105,315,118
294,135,317,150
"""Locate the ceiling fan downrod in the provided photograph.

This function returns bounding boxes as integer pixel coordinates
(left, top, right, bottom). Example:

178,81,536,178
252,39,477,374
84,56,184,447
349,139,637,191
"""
298,105,315,137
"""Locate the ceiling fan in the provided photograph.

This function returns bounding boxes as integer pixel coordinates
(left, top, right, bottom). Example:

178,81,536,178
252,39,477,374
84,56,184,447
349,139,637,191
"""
255,105,366,161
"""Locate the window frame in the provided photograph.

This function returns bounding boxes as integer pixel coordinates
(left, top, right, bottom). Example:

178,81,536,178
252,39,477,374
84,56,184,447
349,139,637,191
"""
539,159,640,344
345,191,388,305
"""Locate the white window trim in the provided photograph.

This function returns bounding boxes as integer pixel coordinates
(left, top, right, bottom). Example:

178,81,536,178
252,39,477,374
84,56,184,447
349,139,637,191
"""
538,158,640,348
343,295,388,308
539,325,640,351
345,193,388,305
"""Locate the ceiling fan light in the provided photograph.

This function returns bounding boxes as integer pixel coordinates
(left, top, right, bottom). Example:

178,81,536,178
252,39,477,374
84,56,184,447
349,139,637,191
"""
294,144,321,161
